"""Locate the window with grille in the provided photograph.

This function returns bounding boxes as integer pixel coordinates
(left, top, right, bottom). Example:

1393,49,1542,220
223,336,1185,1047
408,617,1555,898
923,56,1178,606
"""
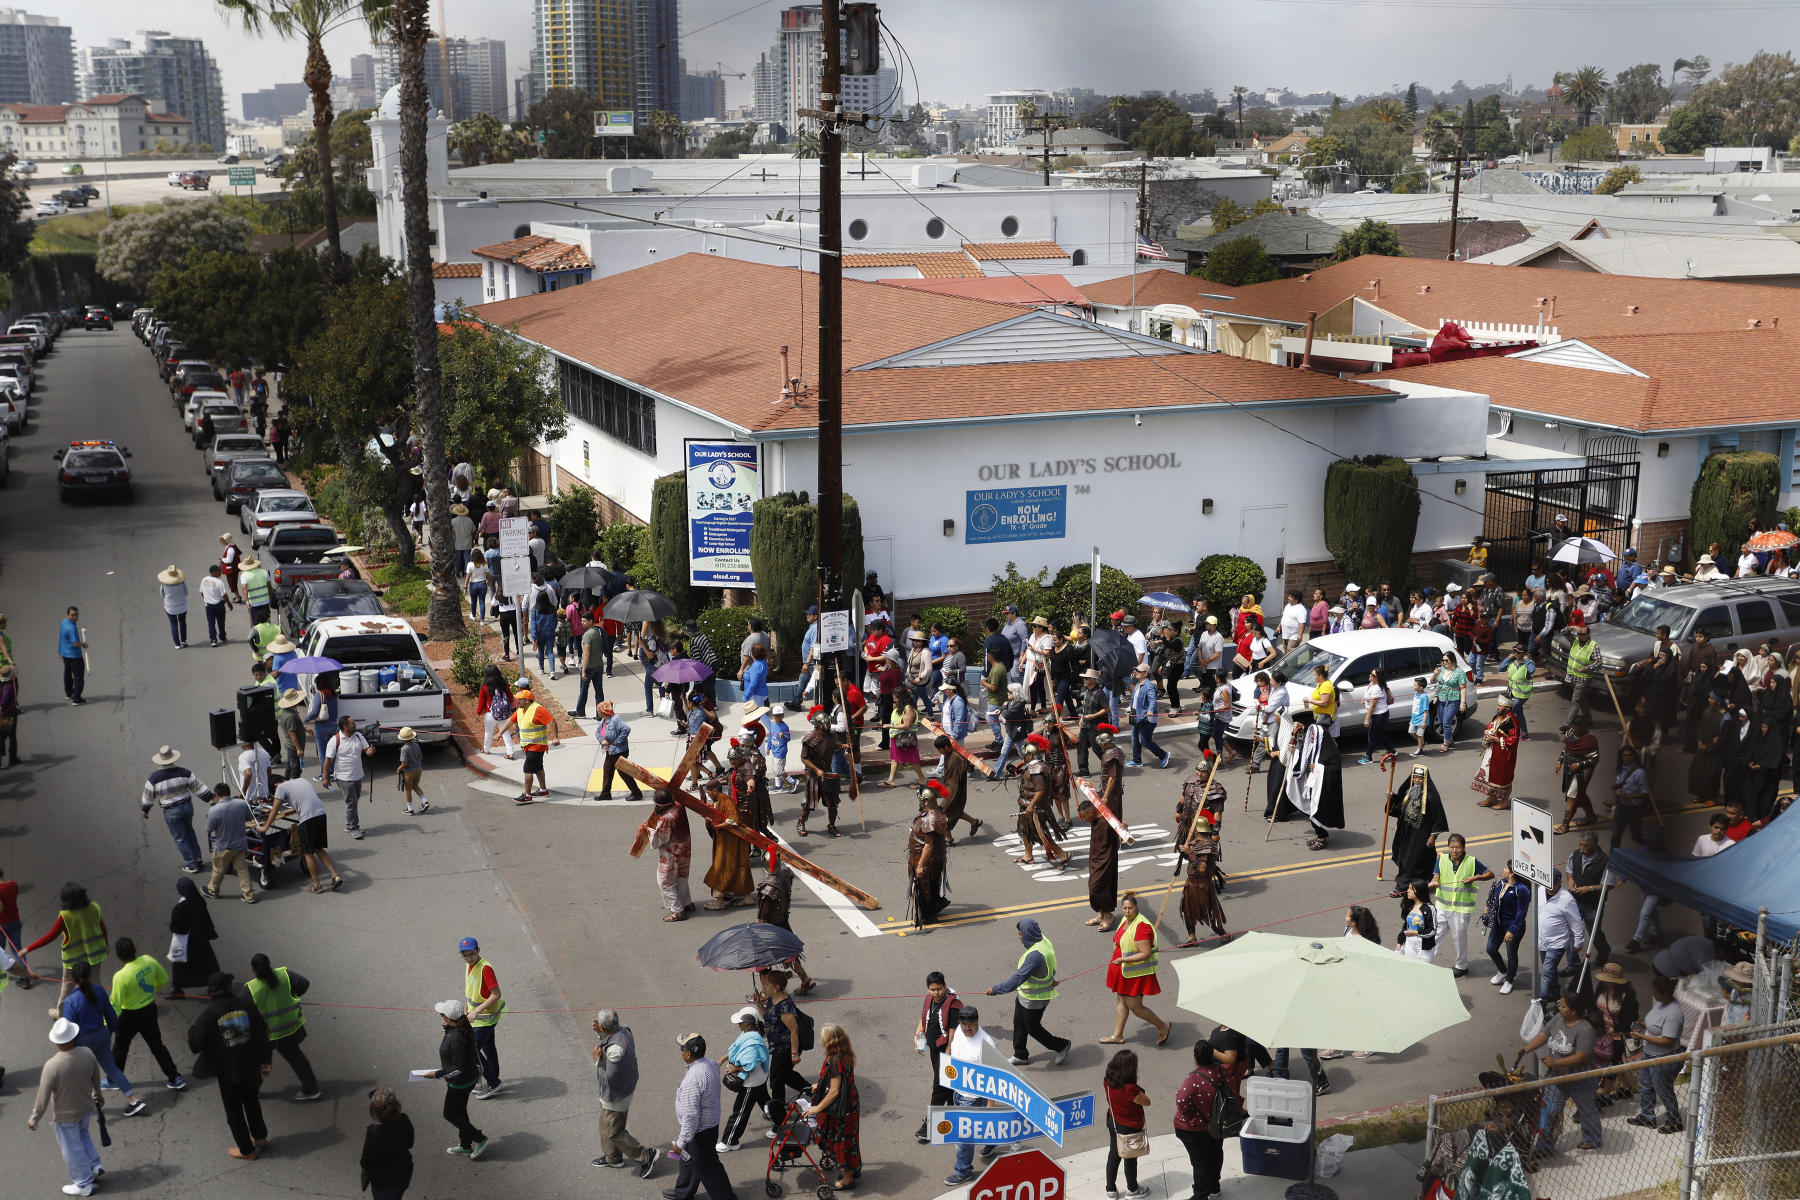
559,359,657,456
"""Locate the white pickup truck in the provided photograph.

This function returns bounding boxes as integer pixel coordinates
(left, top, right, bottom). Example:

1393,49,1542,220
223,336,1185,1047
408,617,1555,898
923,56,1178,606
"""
300,616,452,745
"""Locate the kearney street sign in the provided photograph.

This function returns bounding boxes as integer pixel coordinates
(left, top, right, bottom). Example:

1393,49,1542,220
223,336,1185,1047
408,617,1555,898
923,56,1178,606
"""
928,1090,1096,1145
941,1056,1066,1147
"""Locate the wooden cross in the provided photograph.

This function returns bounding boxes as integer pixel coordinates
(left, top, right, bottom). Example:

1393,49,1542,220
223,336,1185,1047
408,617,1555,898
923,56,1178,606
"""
618,738,881,911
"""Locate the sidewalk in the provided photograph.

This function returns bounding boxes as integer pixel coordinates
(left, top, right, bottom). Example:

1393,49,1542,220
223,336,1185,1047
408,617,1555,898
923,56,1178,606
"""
926,1133,1425,1200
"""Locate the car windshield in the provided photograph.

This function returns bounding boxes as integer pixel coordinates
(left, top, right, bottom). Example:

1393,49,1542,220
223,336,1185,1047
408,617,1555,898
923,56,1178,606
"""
64,450,121,469
313,595,383,619
1267,642,1347,683
233,464,286,485
216,438,262,452
1610,594,1694,638
261,496,312,513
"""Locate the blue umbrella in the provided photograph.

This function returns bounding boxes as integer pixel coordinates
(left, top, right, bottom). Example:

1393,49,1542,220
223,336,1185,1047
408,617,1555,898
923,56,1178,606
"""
1138,591,1192,614
280,656,343,674
696,922,804,971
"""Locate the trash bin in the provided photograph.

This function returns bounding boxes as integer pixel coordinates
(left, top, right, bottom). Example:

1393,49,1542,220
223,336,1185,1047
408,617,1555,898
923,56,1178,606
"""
1239,1076,1314,1181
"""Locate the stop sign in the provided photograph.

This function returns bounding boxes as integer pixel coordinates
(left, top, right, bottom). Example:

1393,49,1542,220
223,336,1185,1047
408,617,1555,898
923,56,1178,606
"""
968,1148,1064,1200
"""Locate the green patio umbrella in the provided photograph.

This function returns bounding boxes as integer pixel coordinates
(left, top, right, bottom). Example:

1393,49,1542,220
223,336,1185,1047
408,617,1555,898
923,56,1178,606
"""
1172,932,1469,1053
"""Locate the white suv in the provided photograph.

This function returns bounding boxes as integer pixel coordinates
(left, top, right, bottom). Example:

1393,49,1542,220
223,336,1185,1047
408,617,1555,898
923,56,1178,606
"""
1226,628,1473,742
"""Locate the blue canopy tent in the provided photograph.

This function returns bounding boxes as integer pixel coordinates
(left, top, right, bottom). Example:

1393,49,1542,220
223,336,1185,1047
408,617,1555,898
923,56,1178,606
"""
1608,807,1800,943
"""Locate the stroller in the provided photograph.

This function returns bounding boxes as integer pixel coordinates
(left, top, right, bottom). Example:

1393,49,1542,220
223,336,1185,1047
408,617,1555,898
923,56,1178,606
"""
763,1098,837,1199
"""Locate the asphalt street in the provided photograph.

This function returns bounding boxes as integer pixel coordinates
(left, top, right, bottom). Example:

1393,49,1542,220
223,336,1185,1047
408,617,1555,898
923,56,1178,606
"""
0,324,1728,1199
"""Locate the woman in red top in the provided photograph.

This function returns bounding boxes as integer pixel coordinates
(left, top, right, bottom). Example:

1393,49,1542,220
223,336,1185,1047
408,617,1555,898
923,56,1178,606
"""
1102,892,1171,1047
1173,1039,1227,1200
1102,1048,1152,1198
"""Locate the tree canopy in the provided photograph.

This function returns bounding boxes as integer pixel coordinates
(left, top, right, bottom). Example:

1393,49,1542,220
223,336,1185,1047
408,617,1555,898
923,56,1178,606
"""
96,200,254,294
1559,124,1616,162
1133,111,1210,158
1594,164,1643,195
1329,219,1405,262
1660,102,1724,153
1686,51,1800,149
449,111,520,164
1196,236,1281,286
0,154,32,278
1609,63,1671,124
439,318,566,486
150,245,334,367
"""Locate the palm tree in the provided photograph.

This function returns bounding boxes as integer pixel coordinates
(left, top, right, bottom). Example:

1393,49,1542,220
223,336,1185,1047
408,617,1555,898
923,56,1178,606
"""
792,130,820,159
1232,85,1248,140
1367,97,1406,125
1555,66,1609,128
647,109,683,159
216,0,389,272
1107,95,1129,139
387,0,463,642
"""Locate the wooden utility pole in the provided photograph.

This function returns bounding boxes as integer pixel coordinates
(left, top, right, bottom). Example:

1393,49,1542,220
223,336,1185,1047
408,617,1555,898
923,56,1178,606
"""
1137,162,1149,236
1020,112,1064,186
1446,122,1468,261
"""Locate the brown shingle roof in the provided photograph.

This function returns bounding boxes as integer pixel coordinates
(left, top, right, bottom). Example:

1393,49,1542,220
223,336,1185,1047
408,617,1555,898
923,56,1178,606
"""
1209,255,1800,340
964,240,1068,261
472,234,591,272
1081,271,1220,308
432,262,483,279
1364,326,1796,432
842,251,984,278
1390,221,1531,261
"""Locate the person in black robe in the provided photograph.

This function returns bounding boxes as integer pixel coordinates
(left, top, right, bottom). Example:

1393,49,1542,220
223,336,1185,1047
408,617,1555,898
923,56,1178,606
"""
1722,705,1755,803
169,876,220,994
1277,711,1344,851
933,738,981,843
1743,713,1787,823
1078,799,1119,931
1386,763,1447,900
1634,648,1681,739
1687,694,1731,804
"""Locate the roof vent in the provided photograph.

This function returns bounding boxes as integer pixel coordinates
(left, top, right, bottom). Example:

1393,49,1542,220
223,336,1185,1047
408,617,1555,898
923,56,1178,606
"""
1366,278,1381,300
1622,305,1638,316
1418,284,1431,295
1748,318,1763,329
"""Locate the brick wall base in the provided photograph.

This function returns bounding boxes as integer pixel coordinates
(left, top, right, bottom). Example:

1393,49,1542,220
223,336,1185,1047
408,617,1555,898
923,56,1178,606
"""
1635,519,1691,569
551,465,645,527
1287,548,1477,600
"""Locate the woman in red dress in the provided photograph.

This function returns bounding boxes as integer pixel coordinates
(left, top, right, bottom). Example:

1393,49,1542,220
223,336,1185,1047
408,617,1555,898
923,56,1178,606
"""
1472,695,1521,810
804,1022,860,1190
1101,891,1171,1046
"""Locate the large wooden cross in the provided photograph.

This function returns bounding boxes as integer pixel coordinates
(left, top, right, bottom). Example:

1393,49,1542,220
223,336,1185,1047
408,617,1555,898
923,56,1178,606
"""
619,735,881,911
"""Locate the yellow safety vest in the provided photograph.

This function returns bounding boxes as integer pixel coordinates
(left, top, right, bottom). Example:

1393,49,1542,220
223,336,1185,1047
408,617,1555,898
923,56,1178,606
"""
465,957,505,1027
1566,638,1597,682
1118,915,1158,979
247,966,305,1041
518,703,551,749
243,568,272,608
1435,852,1481,915
1506,658,1534,700
60,903,106,969
1017,938,1059,1003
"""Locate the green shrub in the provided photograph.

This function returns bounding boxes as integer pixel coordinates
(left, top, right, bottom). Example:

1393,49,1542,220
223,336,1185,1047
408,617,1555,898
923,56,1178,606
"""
1051,562,1141,632
840,496,865,600
749,493,818,681
1323,455,1420,589
448,626,491,692
374,560,431,616
546,484,601,562
308,468,366,543
988,562,1051,627
598,520,648,571
694,605,765,682
1691,452,1779,567
1194,554,1267,615
916,604,971,643
649,472,696,618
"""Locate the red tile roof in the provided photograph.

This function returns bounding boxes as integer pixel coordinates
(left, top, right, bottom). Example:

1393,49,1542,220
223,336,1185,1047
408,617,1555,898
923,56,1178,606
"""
147,111,188,123
471,254,1385,434
432,262,483,279
842,251,984,278
1364,327,1797,432
3,104,71,123
84,93,137,105
1209,254,1800,340
1081,270,1222,308
963,240,1068,261
878,274,1090,307
472,234,591,272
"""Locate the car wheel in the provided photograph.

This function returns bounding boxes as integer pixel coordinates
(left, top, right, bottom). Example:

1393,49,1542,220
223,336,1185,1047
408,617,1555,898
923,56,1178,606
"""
225,501,240,515
212,483,222,500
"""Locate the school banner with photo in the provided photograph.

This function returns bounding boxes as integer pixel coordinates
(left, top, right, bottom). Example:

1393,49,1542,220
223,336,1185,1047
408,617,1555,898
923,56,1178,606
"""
965,485,1067,545
685,440,762,587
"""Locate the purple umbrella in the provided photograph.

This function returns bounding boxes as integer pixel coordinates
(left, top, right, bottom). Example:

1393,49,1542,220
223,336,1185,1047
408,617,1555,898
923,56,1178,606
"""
280,656,343,674
654,658,714,684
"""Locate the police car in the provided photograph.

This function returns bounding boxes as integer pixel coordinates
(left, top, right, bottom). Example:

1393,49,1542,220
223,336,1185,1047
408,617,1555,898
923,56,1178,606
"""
54,440,133,502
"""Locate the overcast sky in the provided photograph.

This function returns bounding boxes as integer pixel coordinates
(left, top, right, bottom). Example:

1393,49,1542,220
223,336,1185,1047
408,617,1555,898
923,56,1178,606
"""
61,0,1771,119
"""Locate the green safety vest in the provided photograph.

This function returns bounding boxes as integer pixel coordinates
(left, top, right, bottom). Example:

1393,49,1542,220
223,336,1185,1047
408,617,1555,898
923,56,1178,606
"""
252,622,282,656
247,966,305,1041
1435,852,1481,915
243,568,272,607
1506,658,1534,700
1566,638,1597,682
1017,938,1059,1003
1118,915,1158,979
465,957,505,1027
60,903,106,969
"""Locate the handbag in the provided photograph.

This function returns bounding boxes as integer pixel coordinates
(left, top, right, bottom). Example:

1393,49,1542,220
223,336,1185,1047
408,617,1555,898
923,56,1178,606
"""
654,695,675,720
893,728,918,751
1233,652,1253,670
168,932,190,963
1115,1128,1150,1158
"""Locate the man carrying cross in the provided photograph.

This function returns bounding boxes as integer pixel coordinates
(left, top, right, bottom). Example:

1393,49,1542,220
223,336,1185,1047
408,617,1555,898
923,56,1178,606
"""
798,706,841,839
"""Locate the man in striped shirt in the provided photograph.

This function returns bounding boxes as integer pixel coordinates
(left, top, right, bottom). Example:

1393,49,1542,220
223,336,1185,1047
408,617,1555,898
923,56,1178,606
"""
669,1033,736,1199
141,746,208,873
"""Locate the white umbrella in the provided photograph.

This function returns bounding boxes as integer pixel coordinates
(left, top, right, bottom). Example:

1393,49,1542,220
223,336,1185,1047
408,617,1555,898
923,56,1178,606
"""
1550,536,1617,566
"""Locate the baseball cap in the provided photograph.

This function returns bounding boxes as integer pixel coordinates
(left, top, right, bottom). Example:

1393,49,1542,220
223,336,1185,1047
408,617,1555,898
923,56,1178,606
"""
730,1006,761,1025
806,605,820,616
1004,604,1018,613
435,999,466,1020
677,1031,707,1056
457,936,479,953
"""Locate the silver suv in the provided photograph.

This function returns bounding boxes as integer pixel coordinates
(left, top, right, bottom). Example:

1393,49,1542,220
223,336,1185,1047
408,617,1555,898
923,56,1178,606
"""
1555,578,1800,676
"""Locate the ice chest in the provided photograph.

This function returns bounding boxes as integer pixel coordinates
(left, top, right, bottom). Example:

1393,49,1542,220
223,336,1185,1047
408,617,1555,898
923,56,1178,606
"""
1239,1076,1313,1181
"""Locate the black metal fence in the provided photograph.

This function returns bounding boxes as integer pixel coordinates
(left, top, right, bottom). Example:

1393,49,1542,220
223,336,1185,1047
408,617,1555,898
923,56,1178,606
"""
1482,435,1640,588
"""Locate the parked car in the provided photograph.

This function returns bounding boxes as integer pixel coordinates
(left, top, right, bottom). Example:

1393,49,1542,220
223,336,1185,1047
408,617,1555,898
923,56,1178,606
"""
53,440,132,502
0,379,25,434
173,369,228,404
114,300,139,317
183,388,230,432
161,350,201,382
265,525,349,597
30,198,66,218
298,616,451,745
192,401,248,446
205,432,266,481
282,579,382,640
1500,154,1524,165
6,322,45,354
1226,628,1473,743
219,456,288,511
1549,577,1800,677
241,488,321,545
82,306,113,330
0,358,33,398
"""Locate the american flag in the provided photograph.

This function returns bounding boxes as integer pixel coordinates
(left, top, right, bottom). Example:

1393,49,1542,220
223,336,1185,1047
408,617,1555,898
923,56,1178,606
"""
1136,232,1169,260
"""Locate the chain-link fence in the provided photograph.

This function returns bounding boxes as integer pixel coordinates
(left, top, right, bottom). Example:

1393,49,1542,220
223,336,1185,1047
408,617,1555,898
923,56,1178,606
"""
1421,1023,1800,1200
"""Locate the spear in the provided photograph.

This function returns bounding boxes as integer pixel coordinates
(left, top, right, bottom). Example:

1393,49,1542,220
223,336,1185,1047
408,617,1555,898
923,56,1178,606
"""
1602,673,1667,829
1376,751,1399,880
1155,747,1222,929
837,672,866,832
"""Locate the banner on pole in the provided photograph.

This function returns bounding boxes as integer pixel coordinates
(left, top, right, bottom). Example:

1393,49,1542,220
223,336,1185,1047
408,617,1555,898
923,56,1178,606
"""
684,440,761,588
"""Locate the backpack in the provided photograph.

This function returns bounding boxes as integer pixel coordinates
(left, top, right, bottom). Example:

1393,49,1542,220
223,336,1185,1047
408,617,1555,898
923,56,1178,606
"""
791,1003,816,1052
1206,1071,1245,1139
534,587,556,616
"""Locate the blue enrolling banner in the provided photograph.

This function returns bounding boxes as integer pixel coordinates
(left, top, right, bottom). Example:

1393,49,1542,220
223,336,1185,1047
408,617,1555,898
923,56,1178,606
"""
685,440,762,587
965,486,1067,545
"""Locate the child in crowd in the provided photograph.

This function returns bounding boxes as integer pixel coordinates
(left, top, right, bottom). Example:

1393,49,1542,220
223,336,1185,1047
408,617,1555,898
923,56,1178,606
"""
1407,677,1431,758
765,704,794,793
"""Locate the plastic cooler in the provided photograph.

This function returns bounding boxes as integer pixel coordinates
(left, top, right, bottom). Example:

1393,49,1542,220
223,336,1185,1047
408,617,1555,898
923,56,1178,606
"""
1238,1076,1314,1181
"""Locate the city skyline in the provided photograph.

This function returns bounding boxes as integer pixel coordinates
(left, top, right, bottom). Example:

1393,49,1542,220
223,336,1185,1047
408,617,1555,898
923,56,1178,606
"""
48,0,1790,123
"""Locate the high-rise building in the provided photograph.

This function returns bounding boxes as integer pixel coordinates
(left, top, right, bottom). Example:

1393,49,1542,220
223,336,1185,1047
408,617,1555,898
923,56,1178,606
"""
757,6,900,142
373,36,508,121
348,53,376,92
751,49,782,129
532,0,631,110
0,9,73,104
629,0,678,123
984,89,1062,146
463,37,507,119
680,69,723,122
515,56,542,121
83,31,224,150
240,82,309,121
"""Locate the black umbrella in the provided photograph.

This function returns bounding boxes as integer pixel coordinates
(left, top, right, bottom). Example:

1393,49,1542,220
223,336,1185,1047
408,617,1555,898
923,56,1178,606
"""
696,922,804,972
1087,629,1135,682
604,589,678,623
561,565,621,593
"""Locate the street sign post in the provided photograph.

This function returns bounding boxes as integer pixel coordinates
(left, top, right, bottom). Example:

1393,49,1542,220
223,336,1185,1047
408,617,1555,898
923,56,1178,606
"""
819,609,852,653
1511,797,1554,889
967,1148,1064,1200
497,516,532,599
941,1057,1066,1147
227,167,255,188
927,1091,1095,1145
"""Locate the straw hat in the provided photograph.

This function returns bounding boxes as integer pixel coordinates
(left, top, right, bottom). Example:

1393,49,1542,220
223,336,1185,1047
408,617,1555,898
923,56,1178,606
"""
742,702,770,721
1081,668,1102,682
218,533,235,544
1697,554,1716,566
277,687,307,709
938,680,958,691
239,556,263,571
268,636,298,654
1593,962,1627,985
1030,615,1050,629
450,503,469,516
1723,961,1754,987
397,727,417,742
1495,695,1513,708
409,465,423,476
0,664,13,681
151,745,182,765
1660,565,1678,577
157,565,185,585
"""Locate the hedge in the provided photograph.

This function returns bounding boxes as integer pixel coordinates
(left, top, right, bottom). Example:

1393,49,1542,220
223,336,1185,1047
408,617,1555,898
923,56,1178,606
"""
694,605,765,682
988,562,1051,628
1323,455,1420,590
1194,554,1267,615
1691,452,1779,566
649,472,696,618
749,493,818,680
1051,562,1141,631
916,604,971,644
545,484,601,563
